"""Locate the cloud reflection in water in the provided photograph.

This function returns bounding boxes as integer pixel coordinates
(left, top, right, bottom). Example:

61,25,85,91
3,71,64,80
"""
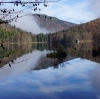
0,50,49,80
0,53,99,99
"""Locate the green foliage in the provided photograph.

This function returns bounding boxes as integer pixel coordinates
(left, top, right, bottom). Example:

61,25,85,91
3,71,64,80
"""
1,17,100,44
36,33,48,42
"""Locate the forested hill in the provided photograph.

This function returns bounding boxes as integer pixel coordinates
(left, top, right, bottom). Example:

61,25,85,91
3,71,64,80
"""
0,23,32,43
33,14,76,32
49,18,100,43
1,17,100,44
0,21,50,43
0,14,77,43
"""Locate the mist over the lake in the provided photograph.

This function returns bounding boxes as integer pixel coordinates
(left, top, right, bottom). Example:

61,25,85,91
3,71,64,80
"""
11,15,50,34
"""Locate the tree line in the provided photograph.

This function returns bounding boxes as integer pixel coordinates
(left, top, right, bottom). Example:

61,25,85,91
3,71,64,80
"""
1,17,100,44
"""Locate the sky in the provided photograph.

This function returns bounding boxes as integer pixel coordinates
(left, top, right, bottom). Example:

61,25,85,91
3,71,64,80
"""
0,0,99,24
0,0,100,33
32,0,100,24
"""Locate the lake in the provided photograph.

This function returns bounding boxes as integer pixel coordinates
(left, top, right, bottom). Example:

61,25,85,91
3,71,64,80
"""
0,42,100,99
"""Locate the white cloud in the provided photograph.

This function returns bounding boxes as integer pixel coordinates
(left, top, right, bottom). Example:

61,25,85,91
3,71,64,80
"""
0,0,99,25
37,0,96,23
0,0,98,24
88,0,100,17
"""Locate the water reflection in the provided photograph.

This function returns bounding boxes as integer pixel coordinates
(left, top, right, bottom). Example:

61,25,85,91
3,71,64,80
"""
0,43,100,99
89,64,100,96
0,43,49,68
1,42,100,68
0,50,49,80
0,58,99,99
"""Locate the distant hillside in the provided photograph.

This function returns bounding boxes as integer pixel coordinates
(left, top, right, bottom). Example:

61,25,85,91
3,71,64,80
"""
33,14,76,32
0,22,50,43
0,23,32,43
49,18,100,43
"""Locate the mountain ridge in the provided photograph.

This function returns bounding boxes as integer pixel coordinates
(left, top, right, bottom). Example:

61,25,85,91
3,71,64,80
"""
49,17,100,43
33,14,77,32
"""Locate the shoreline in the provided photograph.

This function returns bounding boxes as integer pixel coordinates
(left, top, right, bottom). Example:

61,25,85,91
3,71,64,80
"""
3,42,49,45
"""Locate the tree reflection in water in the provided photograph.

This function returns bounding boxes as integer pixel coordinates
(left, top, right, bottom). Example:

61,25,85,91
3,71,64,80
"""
0,42,100,70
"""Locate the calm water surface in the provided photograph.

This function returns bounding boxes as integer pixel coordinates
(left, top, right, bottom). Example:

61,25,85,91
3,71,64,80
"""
0,43,100,99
